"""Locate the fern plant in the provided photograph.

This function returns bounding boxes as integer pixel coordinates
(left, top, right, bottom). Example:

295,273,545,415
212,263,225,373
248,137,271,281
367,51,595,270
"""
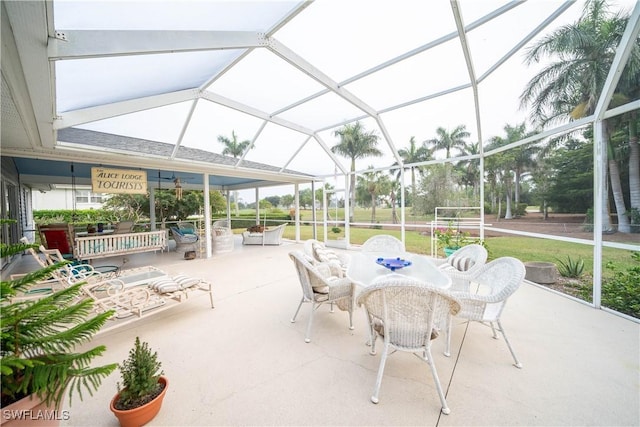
556,255,585,278
115,337,164,410
0,219,117,409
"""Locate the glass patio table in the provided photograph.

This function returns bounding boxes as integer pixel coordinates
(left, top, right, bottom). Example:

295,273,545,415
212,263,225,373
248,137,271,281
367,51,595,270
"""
347,251,451,290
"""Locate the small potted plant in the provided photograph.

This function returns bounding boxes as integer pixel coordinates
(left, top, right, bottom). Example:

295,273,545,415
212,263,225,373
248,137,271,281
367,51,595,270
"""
110,337,168,427
1,219,117,426
434,221,471,257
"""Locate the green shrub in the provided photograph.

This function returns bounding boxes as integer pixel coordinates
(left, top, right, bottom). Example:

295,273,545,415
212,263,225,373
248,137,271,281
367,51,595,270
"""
628,207,640,233
1,219,116,408
578,252,640,318
515,203,528,217
601,253,640,318
556,256,585,278
34,209,120,226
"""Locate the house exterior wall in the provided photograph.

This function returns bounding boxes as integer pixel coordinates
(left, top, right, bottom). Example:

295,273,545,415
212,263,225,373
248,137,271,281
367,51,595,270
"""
0,157,33,270
32,186,106,210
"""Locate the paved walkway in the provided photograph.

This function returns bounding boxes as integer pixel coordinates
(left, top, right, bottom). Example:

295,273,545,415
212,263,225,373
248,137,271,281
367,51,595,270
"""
5,237,639,426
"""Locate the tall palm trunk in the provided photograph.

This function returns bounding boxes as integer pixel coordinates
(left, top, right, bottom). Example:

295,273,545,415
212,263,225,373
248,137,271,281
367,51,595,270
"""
514,167,522,206
628,113,639,214
608,157,630,232
410,167,417,214
604,122,630,232
390,190,398,224
370,193,376,223
349,159,356,223
504,172,514,219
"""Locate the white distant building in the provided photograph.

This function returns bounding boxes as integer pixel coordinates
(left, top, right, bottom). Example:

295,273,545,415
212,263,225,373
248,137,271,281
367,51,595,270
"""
32,185,109,210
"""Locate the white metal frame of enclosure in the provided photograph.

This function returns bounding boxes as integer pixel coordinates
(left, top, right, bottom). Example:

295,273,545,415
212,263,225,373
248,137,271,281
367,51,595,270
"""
2,1,639,318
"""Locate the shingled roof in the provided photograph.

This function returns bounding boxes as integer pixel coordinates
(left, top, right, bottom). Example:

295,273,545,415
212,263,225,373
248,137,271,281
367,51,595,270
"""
57,127,313,177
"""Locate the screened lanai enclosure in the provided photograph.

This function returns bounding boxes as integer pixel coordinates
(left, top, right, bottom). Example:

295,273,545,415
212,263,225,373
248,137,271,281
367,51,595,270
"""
1,1,639,318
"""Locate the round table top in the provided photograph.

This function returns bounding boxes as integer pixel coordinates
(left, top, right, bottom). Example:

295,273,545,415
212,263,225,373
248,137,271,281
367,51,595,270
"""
347,251,451,289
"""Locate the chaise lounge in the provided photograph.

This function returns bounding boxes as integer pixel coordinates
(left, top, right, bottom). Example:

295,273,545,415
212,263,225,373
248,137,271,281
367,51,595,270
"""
242,223,287,246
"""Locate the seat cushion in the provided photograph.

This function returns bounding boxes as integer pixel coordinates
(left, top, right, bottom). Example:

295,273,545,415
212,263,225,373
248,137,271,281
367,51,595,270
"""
312,243,341,264
372,318,439,340
446,255,475,272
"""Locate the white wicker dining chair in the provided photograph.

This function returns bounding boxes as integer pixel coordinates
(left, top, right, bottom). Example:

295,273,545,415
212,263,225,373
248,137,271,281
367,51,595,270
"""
430,244,488,292
303,239,351,277
289,250,355,343
361,235,405,254
356,277,461,414
445,256,526,367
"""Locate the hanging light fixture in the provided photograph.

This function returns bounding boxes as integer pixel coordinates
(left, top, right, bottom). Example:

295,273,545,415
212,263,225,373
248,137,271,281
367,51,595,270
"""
71,163,78,222
173,176,183,201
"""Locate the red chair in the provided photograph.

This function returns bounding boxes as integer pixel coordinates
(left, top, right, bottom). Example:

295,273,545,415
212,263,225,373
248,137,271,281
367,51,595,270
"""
37,223,75,259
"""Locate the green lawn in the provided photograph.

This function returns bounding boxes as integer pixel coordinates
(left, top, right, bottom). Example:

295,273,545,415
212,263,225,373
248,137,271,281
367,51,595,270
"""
233,207,636,273
239,212,639,317
276,225,636,275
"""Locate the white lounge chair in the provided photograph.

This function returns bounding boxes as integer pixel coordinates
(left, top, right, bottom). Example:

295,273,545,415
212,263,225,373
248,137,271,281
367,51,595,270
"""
212,220,234,254
170,226,198,252
242,223,287,245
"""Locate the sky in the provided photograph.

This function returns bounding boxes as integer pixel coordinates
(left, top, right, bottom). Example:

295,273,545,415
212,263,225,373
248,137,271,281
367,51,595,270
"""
52,0,638,202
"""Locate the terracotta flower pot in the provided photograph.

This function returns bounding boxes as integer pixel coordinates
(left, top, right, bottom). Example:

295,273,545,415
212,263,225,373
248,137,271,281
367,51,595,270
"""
109,376,168,427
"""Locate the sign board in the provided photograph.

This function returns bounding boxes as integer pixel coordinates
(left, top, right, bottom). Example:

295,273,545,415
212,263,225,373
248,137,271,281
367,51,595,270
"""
91,167,147,194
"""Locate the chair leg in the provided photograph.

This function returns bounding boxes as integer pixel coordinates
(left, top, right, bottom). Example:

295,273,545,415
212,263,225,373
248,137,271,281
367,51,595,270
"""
444,314,452,357
371,340,390,404
496,319,522,368
291,297,305,323
364,312,375,351
489,321,499,339
424,345,451,415
304,301,317,343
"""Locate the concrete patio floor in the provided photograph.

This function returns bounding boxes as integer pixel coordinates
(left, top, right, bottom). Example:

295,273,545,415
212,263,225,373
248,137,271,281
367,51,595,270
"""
5,236,639,426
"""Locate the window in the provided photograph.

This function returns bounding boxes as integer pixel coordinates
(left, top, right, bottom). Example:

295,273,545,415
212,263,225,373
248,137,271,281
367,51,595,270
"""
75,190,106,204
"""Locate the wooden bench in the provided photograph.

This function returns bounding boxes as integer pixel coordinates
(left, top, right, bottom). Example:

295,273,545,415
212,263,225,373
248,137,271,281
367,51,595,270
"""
75,230,167,261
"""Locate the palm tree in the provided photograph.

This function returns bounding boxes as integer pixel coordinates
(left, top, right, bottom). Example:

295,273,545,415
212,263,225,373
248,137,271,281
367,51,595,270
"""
357,168,390,224
492,123,540,209
486,133,517,219
388,179,401,224
217,131,252,216
391,136,433,212
490,123,540,219
520,0,640,233
332,122,382,222
456,141,481,198
428,125,470,159
427,125,470,184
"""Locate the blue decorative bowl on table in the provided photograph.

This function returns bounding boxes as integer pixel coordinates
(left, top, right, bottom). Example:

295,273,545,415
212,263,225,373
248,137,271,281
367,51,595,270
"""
376,257,412,271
